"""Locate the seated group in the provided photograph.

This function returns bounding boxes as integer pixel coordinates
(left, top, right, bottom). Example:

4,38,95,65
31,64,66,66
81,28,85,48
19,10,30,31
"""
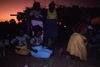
11,25,52,58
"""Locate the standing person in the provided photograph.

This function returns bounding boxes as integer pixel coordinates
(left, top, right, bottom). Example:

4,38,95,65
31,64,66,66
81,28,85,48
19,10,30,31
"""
0,36,5,58
44,1,58,50
29,2,44,41
0,35,10,57
28,25,53,58
66,24,88,61
11,29,30,56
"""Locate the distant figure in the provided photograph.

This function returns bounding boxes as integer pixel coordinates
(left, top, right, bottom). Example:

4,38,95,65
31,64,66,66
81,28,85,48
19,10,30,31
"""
11,29,30,55
0,36,10,57
29,25,52,58
79,14,94,48
0,36,6,57
66,24,88,61
29,2,44,41
44,1,58,50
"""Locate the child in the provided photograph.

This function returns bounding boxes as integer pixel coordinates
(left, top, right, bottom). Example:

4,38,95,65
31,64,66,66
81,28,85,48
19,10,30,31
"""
11,29,30,55
29,25,53,58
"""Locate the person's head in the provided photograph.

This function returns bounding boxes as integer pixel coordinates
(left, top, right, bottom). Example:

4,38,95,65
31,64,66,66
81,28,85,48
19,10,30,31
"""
74,23,87,37
49,1,55,11
35,30,42,37
33,25,43,37
32,2,40,10
18,29,25,37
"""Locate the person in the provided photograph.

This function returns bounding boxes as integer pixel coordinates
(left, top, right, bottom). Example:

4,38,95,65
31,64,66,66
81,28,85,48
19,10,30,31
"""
79,14,94,49
66,23,88,61
0,36,5,57
44,1,58,50
0,35,10,57
28,25,52,58
11,29,30,56
29,2,44,41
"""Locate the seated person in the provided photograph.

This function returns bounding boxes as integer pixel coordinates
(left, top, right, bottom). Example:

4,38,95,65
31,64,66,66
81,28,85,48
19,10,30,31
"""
11,29,30,55
29,25,52,58
66,24,87,61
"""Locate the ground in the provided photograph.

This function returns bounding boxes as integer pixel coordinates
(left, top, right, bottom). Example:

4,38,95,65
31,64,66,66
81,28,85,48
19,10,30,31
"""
0,41,100,67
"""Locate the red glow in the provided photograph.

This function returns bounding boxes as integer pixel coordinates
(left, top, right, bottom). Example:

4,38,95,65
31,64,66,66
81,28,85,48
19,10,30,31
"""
0,0,100,23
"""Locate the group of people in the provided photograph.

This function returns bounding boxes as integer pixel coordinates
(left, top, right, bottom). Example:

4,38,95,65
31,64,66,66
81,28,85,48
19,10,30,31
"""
10,26,52,58
0,1,94,62
0,1,58,59
9,1,57,58
29,1,58,50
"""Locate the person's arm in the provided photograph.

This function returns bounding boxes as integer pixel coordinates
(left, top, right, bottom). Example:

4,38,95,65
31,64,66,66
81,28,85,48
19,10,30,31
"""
10,38,17,44
28,38,38,53
78,35,87,48
27,43,38,53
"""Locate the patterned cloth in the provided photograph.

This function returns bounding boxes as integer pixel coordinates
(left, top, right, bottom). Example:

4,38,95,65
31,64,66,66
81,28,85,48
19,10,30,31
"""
11,34,30,46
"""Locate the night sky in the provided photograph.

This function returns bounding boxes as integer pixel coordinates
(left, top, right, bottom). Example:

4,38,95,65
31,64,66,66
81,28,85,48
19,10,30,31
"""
0,0,100,23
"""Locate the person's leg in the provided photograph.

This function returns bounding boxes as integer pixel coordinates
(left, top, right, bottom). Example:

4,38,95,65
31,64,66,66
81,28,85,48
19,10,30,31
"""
48,37,55,50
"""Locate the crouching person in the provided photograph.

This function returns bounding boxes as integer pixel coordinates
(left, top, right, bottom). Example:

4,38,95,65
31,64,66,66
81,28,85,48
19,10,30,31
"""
29,25,52,58
66,24,88,61
11,29,30,56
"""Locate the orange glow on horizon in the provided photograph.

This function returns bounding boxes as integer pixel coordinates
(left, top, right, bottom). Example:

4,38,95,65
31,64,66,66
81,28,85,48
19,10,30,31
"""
0,0,100,24
0,0,33,23
0,14,18,23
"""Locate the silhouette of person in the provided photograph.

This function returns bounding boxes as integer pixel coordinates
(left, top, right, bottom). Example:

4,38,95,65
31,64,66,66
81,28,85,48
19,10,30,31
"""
44,1,58,50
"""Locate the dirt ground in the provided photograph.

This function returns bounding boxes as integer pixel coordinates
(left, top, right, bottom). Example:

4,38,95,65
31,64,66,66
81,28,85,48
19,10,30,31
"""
0,42,100,67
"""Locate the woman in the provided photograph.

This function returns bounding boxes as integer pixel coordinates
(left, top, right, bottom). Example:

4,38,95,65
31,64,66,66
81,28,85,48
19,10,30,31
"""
44,1,58,50
66,24,88,61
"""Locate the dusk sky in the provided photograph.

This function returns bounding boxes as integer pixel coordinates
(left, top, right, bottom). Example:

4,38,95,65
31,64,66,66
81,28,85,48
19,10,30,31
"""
0,0,100,23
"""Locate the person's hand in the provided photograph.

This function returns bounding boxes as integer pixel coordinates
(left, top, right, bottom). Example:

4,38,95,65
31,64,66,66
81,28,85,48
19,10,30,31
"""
33,49,38,53
84,39,87,43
